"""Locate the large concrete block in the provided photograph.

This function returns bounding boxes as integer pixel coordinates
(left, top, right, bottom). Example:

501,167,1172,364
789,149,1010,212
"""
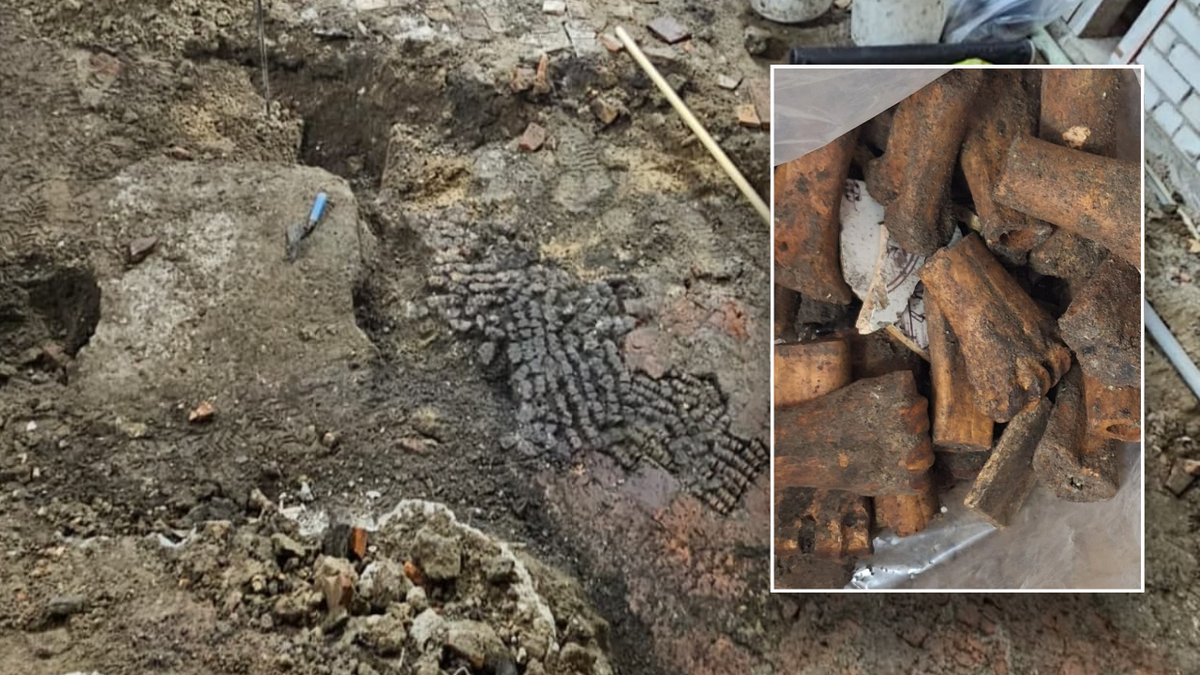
76,159,377,409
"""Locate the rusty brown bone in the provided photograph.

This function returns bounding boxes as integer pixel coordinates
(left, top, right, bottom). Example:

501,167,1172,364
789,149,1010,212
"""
775,488,872,561
993,134,1141,271
1083,373,1141,442
875,482,939,538
960,71,1051,265
1033,366,1120,502
774,339,852,408
964,397,1053,528
1059,256,1140,387
774,370,934,496
927,294,994,451
1027,69,1126,279
918,233,1072,423
883,70,984,255
774,129,858,304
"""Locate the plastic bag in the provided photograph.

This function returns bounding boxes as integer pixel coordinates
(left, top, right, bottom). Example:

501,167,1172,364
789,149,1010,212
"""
772,68,947,167
773,67,1144,590
943,0,1076,43
850,444,1142,589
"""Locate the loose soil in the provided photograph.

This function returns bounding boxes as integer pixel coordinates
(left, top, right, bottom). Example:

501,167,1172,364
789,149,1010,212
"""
0,1,1190,674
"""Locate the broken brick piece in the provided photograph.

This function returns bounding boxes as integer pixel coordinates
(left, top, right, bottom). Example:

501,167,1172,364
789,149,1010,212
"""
875,482,939,537
1082,373,1140,442
927,294,994,452
736,103,761,128
918,233,1072,423
960,71,1051,265
773,129,858,304
993,134,1140,271
188,400,215,424
774,370,935,496
647,15,691,44
1058,256,1140,387
1166,459,1200,496
590,96,621,126
349,527,368,561
884,70,984,255
775,487,872,561
774,339,852,407
517,122,547,152
1033,366,1119,502
964,397,1053,528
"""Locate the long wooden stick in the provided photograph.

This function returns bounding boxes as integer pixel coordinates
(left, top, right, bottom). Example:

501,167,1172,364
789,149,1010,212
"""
614,27,770,224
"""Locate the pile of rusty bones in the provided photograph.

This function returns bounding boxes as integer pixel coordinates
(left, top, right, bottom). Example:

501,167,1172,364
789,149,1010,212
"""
773,70,1140,566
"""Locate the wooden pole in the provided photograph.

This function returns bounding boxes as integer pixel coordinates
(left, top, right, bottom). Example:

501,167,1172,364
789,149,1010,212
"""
614,27,770,224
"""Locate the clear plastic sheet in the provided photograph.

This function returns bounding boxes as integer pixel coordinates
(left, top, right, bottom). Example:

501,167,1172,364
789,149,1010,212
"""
851,444,1142,589
774,68,1144,590
943,0,1076,43
772,68,948,167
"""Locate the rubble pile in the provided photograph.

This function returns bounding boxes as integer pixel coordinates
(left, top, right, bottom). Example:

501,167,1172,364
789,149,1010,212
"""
773,69,1141,588
422,213,767,513
164,500,613,675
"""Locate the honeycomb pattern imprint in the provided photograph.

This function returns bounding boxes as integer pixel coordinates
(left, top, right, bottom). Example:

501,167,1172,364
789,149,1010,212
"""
422,216,767,513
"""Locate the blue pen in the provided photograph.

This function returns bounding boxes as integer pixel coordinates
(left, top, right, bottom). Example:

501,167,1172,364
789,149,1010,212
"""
286,191,330,261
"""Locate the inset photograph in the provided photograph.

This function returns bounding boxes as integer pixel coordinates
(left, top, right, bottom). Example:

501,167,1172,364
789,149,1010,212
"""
771,67,1144,590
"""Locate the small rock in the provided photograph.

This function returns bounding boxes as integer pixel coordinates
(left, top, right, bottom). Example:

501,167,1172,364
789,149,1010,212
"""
717,74,742,90
413,527,462,581
1166,458,1200,496
271,533,309,560
406,585,429,613
400,437,432,454
117,417,149,439
736,103,761,129
743,25,770,56
359,560,413,611
188,401,215,424
166,146,194,161
445,620,504,668
834,0,851,8
415,654,441,675
314,556,359,616
590,97,622,126
542,0,566,14
272,592,311,626
647,16,690,44
598,33,623,52
127,236,158,264
360,613,407,656
518,123,547,152
484,556,516,585
411,407,444,440
477,342,497,366
47,594,87,618
321,431,341,449
410,608,447,651
512,67,536,93
298,481,315,503
956,602,981,630
900,623,929,648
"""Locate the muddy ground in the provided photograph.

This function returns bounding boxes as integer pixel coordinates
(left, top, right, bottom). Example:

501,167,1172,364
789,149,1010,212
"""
0,1,1190,673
